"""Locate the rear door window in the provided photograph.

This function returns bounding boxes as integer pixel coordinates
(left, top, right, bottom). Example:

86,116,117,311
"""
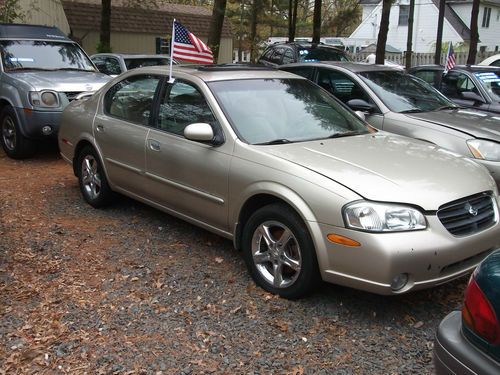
104,74,161,125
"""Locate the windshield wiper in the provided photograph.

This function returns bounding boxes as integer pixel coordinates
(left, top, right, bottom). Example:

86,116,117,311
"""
6,67,54,72
400,108,424,113
327,130,364,139
433,105,460,111
55,67,96,72
254,139,292,145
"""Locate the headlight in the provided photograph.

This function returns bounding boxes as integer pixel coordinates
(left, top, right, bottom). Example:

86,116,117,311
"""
467,139,500,162
29,91,60,108
344,201,427,232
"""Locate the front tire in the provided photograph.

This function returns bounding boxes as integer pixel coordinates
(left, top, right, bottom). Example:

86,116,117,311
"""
242,203,320,299
76,146,113,208
1,106,36,159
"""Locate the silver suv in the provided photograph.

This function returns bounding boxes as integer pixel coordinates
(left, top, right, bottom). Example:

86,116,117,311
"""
58,65,500,299
0,23,111,158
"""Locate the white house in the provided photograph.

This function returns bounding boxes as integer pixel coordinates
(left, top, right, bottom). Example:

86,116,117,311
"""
350,0,500,53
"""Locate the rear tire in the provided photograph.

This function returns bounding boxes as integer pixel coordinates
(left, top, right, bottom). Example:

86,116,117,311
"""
76,146,113,208
242,203,320,299
1,106,36,159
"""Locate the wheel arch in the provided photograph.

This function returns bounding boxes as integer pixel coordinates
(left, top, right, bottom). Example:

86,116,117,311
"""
233,185,318,251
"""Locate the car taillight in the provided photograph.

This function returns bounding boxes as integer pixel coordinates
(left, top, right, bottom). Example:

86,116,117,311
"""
462,276,500,345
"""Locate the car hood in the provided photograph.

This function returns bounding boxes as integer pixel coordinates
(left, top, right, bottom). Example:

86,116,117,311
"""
261,133,495,210
10,70,111,92
406,109,500,141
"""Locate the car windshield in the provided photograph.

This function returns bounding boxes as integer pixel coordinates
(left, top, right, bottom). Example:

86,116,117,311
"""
359,70,455,112
124,57,171,70
474,71,500,102
297,47,349,63
0,40,95,72
208,78,371,144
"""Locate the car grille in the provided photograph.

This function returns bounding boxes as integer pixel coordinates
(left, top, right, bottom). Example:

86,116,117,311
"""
437,192,497,236
63,92,83,102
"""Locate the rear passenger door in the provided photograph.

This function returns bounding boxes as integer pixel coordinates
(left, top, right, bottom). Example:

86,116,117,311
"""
94,74,162,196
144,79,231,230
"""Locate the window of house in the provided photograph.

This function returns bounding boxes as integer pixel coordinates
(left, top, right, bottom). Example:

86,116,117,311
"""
104,75,161,125
482,7,492,27
399,5,409,26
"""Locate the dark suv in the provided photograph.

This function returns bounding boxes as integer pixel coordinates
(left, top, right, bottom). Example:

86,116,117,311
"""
258,42,349,67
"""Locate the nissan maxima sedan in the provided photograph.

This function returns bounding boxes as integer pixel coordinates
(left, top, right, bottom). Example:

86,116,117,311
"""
280,62,500,187
58,65,500,299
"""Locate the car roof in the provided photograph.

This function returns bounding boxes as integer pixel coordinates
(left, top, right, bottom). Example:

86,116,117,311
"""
282,61,401,73
0,23,72,42
91,53,171,59
137,64,304,82
410,64,500,73
268,42,344,51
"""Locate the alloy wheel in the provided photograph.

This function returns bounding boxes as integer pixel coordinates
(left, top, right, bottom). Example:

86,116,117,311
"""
2,116,16,151
251,220,302,288
81,155,102,200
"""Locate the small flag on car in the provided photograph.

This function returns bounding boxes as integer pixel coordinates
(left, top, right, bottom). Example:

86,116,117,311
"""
444,42,456,73
171,20,213,64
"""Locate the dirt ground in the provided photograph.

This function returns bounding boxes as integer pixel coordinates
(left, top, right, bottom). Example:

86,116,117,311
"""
0,144,467,374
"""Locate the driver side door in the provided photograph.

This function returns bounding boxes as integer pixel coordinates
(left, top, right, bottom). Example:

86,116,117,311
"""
144,79,231,231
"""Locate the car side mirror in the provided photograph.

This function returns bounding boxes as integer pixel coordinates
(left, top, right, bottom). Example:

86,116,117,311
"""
461,91,486,104
346,99,374,113
354,111,366,121
184,123,216,144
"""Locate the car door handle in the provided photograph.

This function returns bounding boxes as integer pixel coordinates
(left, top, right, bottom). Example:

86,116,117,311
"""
149,140,161,151
96,124,105,133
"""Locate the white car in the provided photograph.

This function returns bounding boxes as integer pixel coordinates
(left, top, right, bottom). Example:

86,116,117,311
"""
479,54,500,67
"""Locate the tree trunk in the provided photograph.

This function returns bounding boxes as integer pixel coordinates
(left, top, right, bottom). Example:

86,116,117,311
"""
250,0,259,62
467,0,480,64
375,0,391,64
288,0,298,42
99,0,111,53
207,0,227,63
405,0,415,70
434,0,445,64
312,0,321,43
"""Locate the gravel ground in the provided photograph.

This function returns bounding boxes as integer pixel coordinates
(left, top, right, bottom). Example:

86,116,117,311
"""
0,145,467,374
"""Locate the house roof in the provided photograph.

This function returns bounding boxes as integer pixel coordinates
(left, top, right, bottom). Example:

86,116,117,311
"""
430,0,471,41
62,1,231,38
360,43,401,53
358,0,471,41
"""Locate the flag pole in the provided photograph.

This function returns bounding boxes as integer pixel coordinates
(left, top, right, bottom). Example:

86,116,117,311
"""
168,18,176,83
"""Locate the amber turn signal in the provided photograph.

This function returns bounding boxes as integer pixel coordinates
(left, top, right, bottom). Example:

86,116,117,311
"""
327,234,361,247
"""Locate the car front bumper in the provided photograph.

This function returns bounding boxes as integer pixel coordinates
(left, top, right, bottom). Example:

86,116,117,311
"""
310,215,500,295
14,106,62,140
434,311,500,375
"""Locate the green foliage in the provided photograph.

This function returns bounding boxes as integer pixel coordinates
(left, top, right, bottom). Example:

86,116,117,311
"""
96,42,112,53
0,0,25,23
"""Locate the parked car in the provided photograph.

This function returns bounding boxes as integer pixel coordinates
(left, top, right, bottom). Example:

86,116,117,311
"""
408,64,500,114
91,53,177,77
58,65,500,299
479,54,500,67
0,23,111,159
280,62,500,187
258,42,349,67
434,249,500,374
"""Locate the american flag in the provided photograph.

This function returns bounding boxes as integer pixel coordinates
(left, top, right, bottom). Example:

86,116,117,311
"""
445,42,456,72
172,20,213,64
